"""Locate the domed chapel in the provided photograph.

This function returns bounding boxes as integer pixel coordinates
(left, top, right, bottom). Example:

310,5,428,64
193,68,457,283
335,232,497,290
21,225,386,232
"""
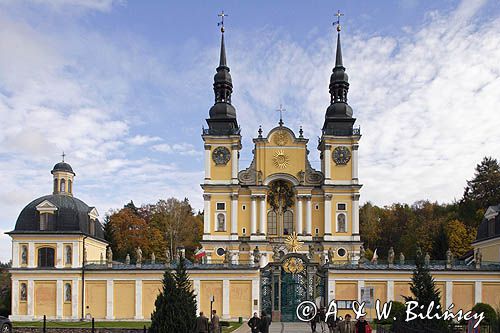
7,16,500,322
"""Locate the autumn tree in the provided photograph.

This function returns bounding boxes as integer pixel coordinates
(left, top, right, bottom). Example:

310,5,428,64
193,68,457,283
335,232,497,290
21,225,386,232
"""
446,219,476,257
359,202,381,250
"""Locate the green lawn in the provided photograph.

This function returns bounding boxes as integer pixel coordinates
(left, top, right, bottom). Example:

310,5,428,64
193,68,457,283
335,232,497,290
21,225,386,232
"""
13,321,243,331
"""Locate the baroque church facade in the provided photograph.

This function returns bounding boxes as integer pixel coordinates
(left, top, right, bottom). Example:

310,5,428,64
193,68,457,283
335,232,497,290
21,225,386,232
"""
7,23,500,322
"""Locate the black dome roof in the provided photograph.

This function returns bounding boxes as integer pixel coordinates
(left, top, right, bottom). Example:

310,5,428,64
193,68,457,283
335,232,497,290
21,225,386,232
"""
10,194,104,240
51,162,75,175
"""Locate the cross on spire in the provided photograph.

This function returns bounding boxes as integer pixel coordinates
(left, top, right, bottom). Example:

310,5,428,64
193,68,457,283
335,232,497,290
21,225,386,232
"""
218,10,228,33
61,151,66,162
276,104,286,126
333,9,344,32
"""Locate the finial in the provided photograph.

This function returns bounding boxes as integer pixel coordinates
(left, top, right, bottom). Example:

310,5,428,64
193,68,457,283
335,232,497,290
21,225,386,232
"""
258,125,263,138
276,104,286,126
299,126,303,138
333,10,344,32
61,151,66,162
218,10,228,33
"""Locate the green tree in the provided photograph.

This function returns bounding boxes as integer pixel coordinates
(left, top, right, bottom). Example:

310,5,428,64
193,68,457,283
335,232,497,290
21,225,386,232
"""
446,219,477,258
404,248,448,331
0,262,11,316
150,258,196,333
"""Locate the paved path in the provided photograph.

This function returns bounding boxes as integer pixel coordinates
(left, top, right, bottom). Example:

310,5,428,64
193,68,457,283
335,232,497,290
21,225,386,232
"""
233,321,323,333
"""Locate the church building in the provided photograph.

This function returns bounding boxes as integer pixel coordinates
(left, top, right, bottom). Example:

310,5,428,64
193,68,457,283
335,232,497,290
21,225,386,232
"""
7,19,500,322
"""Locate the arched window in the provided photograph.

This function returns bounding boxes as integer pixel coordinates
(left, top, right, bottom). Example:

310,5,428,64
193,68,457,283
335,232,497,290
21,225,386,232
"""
20,283,27,301
60,179,66,192
37,247,55,267
64,283,72,302
65,245,72,265
337,213,346,233
267,211,277,235
53,179,58,193
216,213,225,231
68,179,72,193
21,245,28,265
283,210,294,235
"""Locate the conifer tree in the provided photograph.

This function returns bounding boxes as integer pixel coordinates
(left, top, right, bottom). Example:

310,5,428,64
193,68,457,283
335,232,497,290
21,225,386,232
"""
173,257,197,332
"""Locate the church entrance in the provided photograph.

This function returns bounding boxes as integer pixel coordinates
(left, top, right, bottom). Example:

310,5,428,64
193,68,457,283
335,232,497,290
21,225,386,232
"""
260,253,327,322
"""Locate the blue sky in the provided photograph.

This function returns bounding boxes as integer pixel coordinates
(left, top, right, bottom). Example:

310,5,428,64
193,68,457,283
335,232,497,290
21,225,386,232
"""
1,0,500,261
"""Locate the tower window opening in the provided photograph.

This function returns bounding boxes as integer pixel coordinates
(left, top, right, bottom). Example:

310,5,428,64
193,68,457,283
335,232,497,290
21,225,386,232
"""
89,220,96,236
53,179,58,193
37,247,55,267
60,179,66,192
39,213,52,231
68,179,72,193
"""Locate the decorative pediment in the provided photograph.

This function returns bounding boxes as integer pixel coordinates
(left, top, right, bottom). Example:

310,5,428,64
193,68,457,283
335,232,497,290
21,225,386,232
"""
36,200,58,213
484,205,500,220
238,156,262,185
88,207,99,220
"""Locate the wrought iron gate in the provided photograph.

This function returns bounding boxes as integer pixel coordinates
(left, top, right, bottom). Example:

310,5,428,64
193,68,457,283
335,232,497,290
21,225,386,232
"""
260,253,327,322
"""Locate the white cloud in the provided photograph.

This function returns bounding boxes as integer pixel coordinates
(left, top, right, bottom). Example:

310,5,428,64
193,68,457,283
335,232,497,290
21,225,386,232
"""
0,0,122,12
128,135,162,146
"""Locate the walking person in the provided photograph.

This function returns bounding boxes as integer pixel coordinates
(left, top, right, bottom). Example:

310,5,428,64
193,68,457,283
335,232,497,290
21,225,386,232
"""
310,308,320,332
248,312,260,333
194,312,209,333
259,310,272,333
326,312,339,333
210,310,220,333
354,316,372,333
338,314,355,333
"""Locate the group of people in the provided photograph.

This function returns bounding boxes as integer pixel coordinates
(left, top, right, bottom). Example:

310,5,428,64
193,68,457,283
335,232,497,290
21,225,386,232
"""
247,311,273,333
194,310,221,333
310,308,372,333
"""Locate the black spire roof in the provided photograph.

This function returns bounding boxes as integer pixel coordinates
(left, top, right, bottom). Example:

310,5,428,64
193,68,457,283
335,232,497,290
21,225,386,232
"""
322,30,357,136
51,161,75,175
206,31,239,135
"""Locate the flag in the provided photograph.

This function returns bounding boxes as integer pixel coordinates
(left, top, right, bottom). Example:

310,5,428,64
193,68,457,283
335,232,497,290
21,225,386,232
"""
195,248,206,260
371,249,378,263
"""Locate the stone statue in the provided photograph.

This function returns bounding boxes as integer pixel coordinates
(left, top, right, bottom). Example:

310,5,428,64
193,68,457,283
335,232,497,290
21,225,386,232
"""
106,247,113,264
320,252,327,266
399,252,405,265
272,246,281,262
424,253,431,266
151,252,156,264
328,248,335,263
347,251,351,263
388,247,395,265
165,250,171,265
475,249,482,269
249,252,255,266
446,249,453,268
253,246,261,264
308,244,315,261
136,247,143,266
100,253,104,265
224,248,230,264
359,245,366,263
125,254,130,265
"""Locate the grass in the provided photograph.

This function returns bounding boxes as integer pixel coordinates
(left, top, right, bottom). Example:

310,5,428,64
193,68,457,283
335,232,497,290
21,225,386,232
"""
13,321,244,331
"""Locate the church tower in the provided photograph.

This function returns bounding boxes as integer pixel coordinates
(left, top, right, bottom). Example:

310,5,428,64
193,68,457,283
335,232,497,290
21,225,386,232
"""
318,20,362,245
201,14,242,262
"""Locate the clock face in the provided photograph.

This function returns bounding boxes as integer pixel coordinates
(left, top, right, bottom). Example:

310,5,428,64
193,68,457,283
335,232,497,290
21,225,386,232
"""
332,146,351,165
212,146,231,165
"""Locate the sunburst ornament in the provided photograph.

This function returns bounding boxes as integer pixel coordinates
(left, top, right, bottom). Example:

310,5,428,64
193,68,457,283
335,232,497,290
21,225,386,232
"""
273,150,290,169
284,232,303,253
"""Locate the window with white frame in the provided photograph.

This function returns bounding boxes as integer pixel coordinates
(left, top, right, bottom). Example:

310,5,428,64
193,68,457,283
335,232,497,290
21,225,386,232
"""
216,202,226,211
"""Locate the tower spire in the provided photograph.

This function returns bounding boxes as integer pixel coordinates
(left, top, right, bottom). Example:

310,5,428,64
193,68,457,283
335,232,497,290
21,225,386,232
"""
206,11,239,135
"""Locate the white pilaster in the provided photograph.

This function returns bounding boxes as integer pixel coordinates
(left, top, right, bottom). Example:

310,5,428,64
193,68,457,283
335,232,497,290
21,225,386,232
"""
352,194,360,235
12,279,18,316
28,279,34,317
305,197,312,236
387,280,394,302
296,196,303,235
12,242,19,268
56,243,63,268
231,194,238,236
357,280,365,303
193,280,201,314
251,278,260,313
324,146,331,179
328,279,336,303
72,242,80,268
352,144,359,183
203,194,211,235
204,145,211,180
56,279,63,319
445,281,453,308
72,279,78,319
231,147,238,182
106,279,114,320
222,279,230,319
135,280,143,320
251,196,257,235
28,242,35,268
259,196,267,235
474,281,482,304
324,194,333,237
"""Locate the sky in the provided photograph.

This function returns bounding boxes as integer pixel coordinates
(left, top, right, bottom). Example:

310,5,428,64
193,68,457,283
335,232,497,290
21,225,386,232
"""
1,0,500,262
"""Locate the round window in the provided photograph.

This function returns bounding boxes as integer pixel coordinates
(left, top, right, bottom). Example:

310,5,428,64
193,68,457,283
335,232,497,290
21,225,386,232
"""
337,248,346,257
216,248,225,257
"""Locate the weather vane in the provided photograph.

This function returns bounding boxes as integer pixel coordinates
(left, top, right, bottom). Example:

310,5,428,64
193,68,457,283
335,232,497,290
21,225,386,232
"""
333,9,344,32
218,10,228,33
61,151,66,162
276,104,286,126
